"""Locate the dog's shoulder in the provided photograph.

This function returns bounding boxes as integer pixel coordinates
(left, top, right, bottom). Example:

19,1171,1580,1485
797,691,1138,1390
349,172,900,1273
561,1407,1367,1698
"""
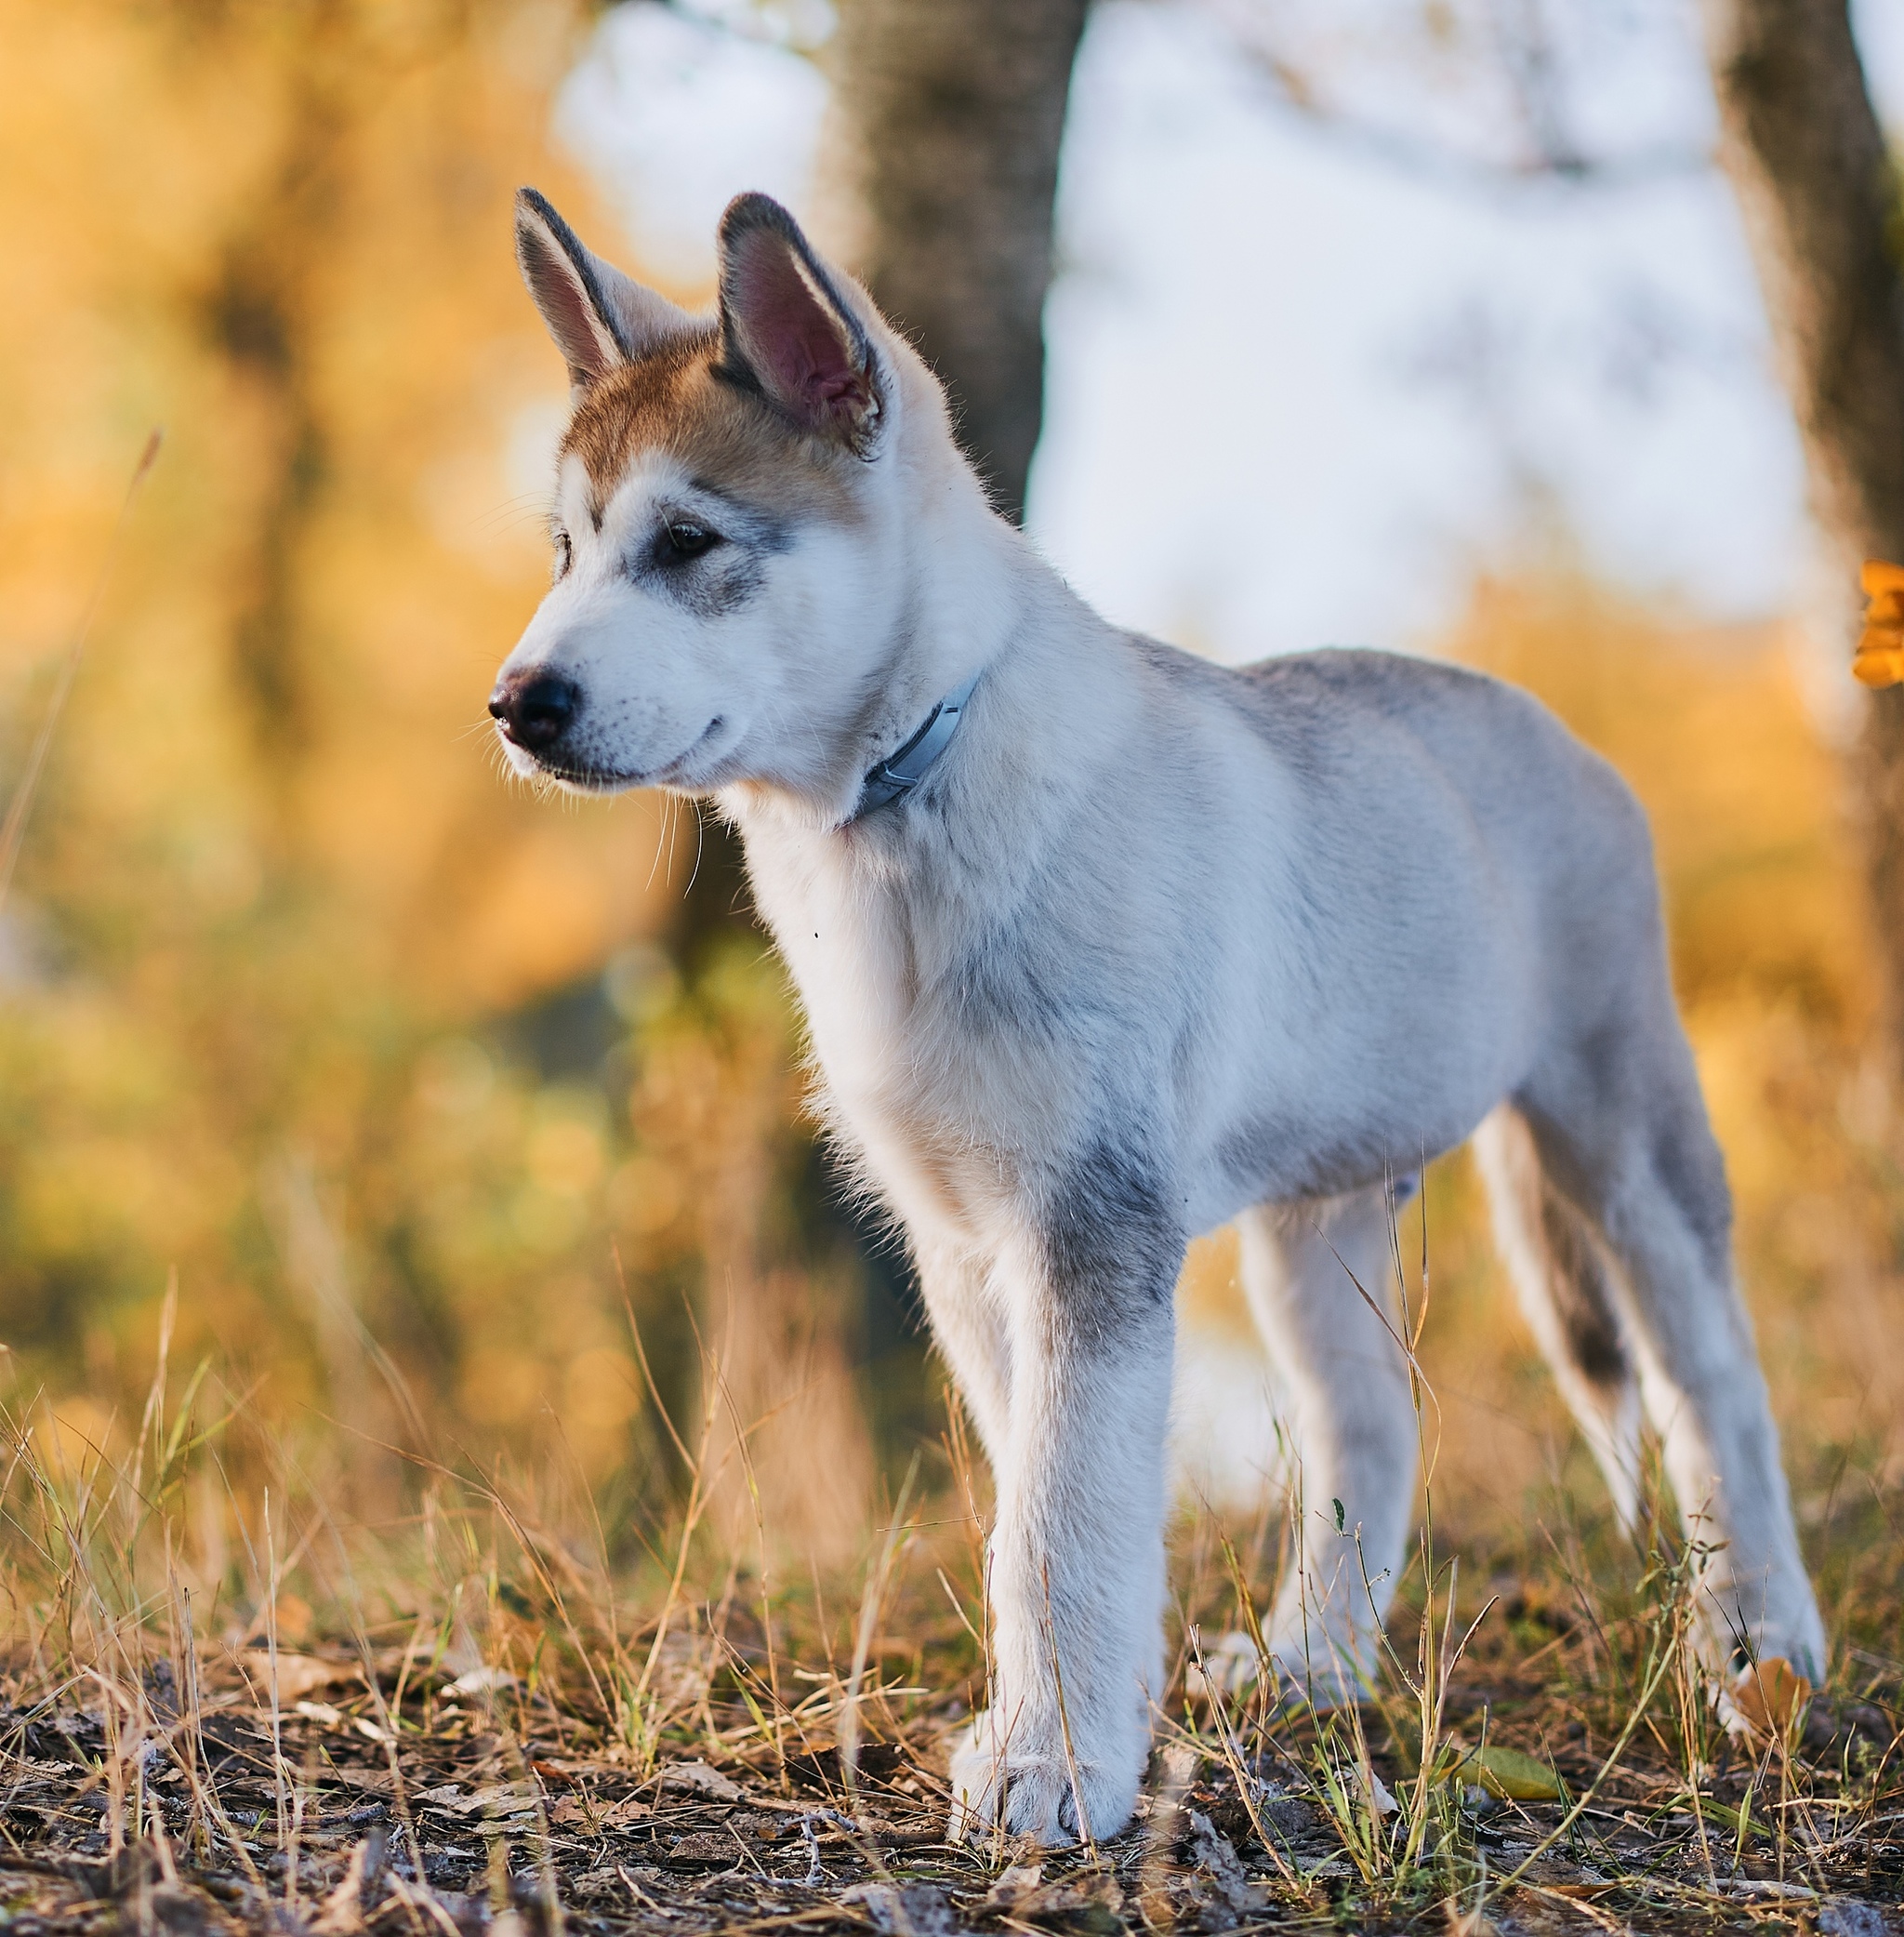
1132,638,1522,712
1121,639,1641,857
1128,638,1556,763
1227,644,1524,718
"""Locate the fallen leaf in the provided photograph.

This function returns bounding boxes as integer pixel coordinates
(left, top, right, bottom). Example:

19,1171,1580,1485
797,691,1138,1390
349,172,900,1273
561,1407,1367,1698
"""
728,1811,793,1843
1521,1862,1617,1901
1185,1809,1265,1917
1014,1867,1130,1929
238,1652,359,1702
1012,1870,1123,1927
840,1880,963,1936
1721,1657,1812,1743
856,1814,941,1847
454,1782,536,1817
443,1665,516,1698
982,1863,1041,1912
1440,1743,1567,1802
668,1830,741,1863
657,1758,746,1803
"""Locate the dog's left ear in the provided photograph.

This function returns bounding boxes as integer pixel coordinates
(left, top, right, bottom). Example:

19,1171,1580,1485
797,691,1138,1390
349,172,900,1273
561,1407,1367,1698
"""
516,187,690,394
716,194,882,451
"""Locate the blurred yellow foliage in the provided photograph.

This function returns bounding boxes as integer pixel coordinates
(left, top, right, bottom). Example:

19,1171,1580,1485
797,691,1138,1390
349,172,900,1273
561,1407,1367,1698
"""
2,3,1899,1592
0,0,813,1495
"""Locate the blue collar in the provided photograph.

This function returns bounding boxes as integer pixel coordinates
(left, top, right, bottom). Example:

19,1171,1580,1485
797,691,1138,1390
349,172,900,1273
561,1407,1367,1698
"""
849,672,979,821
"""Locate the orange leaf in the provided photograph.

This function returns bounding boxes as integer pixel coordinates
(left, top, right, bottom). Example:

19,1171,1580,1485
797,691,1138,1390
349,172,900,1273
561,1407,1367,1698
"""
1854,641,1904,688
1858,563,1904,683
1724,1657,1812,1742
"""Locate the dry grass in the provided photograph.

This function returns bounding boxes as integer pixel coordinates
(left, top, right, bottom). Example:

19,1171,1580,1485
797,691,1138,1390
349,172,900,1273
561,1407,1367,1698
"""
5,1251,1901,1937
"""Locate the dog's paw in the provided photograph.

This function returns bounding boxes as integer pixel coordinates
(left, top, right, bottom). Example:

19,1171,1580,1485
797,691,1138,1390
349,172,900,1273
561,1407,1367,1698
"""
1186,1630,1346,1713
946,1714,1141,1848
1695,1591,1826,1691
1753,1607,1827,1688
1260,1628,1374,1712
1186,1629,1262,1700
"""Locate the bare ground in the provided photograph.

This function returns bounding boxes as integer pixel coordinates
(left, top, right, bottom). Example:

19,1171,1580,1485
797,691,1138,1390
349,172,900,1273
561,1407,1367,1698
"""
5,1606,1901,1937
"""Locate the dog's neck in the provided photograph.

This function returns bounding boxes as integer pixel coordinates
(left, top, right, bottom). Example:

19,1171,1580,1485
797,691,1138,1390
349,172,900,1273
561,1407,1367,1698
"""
723,460,1065,838
724,516,1126,962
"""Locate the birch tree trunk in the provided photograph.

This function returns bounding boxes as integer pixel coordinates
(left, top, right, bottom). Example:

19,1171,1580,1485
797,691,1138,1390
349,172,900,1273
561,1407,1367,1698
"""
817,0,1091,524
1701,0,1904,1060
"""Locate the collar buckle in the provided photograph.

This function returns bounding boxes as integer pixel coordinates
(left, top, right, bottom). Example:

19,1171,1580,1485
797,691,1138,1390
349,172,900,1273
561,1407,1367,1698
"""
850,672,979,821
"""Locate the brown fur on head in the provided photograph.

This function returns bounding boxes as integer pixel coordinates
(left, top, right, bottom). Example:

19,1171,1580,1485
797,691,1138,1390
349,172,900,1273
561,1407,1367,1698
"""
558,332,873,537
531,190,887,531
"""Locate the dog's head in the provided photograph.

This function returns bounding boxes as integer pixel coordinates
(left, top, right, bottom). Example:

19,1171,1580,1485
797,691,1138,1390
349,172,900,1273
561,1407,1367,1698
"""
490,190,971,812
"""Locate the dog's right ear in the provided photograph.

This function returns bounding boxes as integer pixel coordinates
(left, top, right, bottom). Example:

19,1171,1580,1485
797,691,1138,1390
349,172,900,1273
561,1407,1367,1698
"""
716,193,882,451
515,188,689,394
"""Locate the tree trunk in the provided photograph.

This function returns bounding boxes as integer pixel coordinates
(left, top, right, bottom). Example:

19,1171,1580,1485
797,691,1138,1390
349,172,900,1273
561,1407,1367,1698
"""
1700,0,1904,1061
817,0,1091,524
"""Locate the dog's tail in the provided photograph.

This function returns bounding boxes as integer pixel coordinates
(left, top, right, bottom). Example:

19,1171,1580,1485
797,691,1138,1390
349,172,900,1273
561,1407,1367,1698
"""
1472,1104,1644,1529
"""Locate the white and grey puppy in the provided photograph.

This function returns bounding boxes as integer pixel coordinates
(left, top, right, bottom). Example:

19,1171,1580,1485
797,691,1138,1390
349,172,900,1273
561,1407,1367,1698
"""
491,188,1823,1845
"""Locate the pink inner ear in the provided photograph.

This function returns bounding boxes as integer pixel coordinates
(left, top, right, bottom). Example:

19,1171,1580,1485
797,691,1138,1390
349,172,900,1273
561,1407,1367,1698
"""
524,239,618,380
729,232,868,425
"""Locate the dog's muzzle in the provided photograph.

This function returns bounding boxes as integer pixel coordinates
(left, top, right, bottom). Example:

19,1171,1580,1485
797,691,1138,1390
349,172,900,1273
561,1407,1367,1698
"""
489,670,581,756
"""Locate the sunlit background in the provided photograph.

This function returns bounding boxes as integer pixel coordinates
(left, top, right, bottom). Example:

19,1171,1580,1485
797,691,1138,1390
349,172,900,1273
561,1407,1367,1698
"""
4,0,1903,1593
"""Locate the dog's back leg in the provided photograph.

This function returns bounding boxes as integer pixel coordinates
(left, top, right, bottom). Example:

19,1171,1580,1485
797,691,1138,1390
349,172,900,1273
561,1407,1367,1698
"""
1235,1186,1416,1704
1516,1007,1824,1678
1473,1105,1643,1529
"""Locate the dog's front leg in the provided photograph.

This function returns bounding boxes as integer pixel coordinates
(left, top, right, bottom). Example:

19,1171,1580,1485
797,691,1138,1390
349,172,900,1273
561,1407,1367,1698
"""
949,1198,1182,1847
914,1240,1013,1466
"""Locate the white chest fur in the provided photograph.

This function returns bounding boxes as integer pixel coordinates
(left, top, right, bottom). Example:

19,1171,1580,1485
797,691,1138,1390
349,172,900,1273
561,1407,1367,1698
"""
739,812,1013,1243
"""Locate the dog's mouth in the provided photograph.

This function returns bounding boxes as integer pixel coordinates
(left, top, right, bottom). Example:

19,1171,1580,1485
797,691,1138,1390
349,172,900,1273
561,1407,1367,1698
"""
500,716,732,794
525,756,644,794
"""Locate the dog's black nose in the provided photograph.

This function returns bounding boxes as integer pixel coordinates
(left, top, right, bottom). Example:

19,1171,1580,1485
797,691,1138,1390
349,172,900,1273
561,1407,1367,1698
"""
490,671,581,753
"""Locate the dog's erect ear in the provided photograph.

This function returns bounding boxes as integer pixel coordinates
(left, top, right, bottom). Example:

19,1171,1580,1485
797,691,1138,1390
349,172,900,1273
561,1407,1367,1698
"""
716,193,881,448
515,188,690,392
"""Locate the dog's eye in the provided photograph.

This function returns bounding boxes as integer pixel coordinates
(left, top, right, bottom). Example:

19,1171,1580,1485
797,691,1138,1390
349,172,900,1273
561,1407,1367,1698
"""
551,530,573,582
663,520,721,561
